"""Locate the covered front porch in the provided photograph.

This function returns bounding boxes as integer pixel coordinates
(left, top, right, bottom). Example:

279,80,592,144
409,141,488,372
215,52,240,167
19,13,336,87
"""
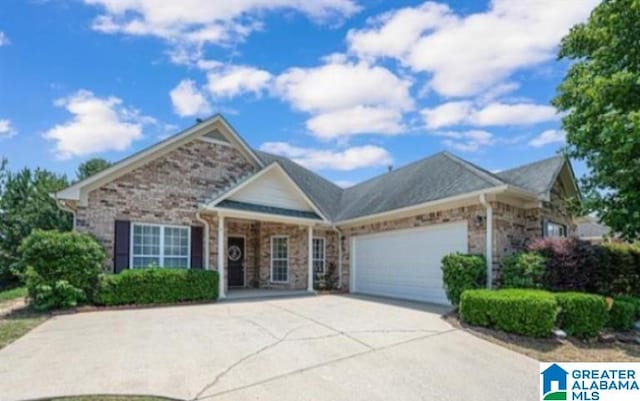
199,203,338,299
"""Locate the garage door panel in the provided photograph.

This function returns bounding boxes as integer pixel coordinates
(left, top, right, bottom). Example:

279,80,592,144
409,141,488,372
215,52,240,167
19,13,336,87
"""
353,222,468,305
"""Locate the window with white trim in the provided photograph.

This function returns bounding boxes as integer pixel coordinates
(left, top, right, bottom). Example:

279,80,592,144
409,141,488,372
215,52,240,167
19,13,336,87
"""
546,221,567,238
271,236,288,282
313,237,325,273
131,223,190,268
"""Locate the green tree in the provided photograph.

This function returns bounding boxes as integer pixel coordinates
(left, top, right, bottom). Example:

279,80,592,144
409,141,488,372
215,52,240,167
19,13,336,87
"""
76,158,111,181
553,0,640,240
0,160,72,285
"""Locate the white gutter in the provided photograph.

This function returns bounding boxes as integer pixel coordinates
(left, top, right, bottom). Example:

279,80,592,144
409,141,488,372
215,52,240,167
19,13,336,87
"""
331,225,343,289
479,194,493,289
195,211,210,270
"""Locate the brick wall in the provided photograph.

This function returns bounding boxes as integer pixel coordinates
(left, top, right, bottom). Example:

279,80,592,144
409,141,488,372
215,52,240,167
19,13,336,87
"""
75,140,256,271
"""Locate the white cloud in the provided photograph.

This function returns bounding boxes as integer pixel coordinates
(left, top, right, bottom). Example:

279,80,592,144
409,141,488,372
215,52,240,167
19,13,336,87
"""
421,101,472,129
84,0,360,65
421,101,558,129
0,31,9,46
334,179,355,188
260,142,393,171
273,60,413,139
0,119,17,139
306,106,403,140
207,65,272,98
471,102,559,126
348,0,596,97
170,79,211,117
274,61,413,113
437,130,494,152
43,90,153,159
529,129,565,148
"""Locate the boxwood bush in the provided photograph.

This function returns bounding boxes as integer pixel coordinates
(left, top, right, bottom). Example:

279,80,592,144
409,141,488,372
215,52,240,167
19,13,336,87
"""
615,295,640,319
20,230,105,310
607,298,637,331
96,268,219,306
554,292,608,338
441,253,486,305
459,289,558,337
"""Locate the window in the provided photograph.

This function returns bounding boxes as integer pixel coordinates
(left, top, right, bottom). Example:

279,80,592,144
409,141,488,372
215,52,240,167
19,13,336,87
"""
131,223,190,268
546,221,567,238
271,236,288,282
313,237,325,273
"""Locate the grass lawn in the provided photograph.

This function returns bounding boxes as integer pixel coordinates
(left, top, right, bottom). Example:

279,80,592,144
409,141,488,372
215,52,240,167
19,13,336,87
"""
0,307,48,350
0,286,27,302
445,314,640,362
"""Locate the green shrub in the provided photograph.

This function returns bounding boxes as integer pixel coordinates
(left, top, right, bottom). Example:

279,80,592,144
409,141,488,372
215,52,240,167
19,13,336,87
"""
607,298,636,330
96,268,219,305
614,295,640,319
554,292,608,338
500,252,546,289
26,271,85,311
441,253,486,305
459,289,558,337
597,243,640,296
20,230,105,310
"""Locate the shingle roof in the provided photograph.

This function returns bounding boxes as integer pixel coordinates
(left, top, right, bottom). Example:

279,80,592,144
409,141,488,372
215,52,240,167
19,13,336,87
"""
252,149,569,223
496,155,566,198
335,152,504,221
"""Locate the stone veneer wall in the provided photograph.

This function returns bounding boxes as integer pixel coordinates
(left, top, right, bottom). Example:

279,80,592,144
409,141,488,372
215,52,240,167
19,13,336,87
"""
75,140,256,272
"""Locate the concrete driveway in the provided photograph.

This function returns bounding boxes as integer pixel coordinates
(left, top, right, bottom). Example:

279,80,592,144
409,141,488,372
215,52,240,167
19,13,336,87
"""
0,295,539,401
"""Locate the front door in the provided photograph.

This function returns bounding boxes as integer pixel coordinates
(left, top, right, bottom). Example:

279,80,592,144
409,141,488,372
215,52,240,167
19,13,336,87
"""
227,237,244,287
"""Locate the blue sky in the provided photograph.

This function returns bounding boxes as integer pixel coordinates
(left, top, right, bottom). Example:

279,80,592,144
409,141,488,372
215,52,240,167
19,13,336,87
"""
0,0,597,186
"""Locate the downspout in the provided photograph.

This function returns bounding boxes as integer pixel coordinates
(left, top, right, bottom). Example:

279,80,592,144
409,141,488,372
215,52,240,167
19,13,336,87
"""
331,225,343,289
195,211,210,270
478,194,493,289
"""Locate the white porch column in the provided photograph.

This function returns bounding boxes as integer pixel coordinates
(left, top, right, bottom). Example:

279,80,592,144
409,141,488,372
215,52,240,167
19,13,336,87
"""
218,214,226,299
307,225,314,292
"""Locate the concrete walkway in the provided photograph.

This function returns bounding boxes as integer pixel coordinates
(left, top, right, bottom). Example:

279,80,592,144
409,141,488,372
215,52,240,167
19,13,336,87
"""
0,295,539,401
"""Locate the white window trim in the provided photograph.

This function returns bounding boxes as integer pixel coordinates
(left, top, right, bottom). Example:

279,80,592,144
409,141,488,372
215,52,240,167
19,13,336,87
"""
130,222,191,269
313,237,326,274
270,235,289,283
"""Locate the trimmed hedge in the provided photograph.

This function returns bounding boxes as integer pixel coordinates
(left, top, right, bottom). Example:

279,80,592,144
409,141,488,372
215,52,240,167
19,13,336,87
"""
615,295,640,319
441,253,486,305
554,292,608,338
607,298,636,331
459,289,558,337
96,269,219,306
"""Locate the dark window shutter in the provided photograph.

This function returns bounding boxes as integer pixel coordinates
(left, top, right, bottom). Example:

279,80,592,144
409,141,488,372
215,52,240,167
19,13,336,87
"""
191,226,204,269
542,218,549,237
113,220,131,273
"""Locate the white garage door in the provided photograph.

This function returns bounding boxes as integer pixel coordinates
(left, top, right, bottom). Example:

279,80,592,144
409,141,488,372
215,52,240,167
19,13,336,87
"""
351,221,468,305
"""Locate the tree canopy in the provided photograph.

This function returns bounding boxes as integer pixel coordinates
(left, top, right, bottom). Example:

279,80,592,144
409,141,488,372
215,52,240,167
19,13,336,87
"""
0,159,72,285
553,0,640,240
76,158,112,181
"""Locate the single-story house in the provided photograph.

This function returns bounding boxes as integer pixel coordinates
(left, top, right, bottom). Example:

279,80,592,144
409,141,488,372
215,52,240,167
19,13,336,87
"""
55,114,579,304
